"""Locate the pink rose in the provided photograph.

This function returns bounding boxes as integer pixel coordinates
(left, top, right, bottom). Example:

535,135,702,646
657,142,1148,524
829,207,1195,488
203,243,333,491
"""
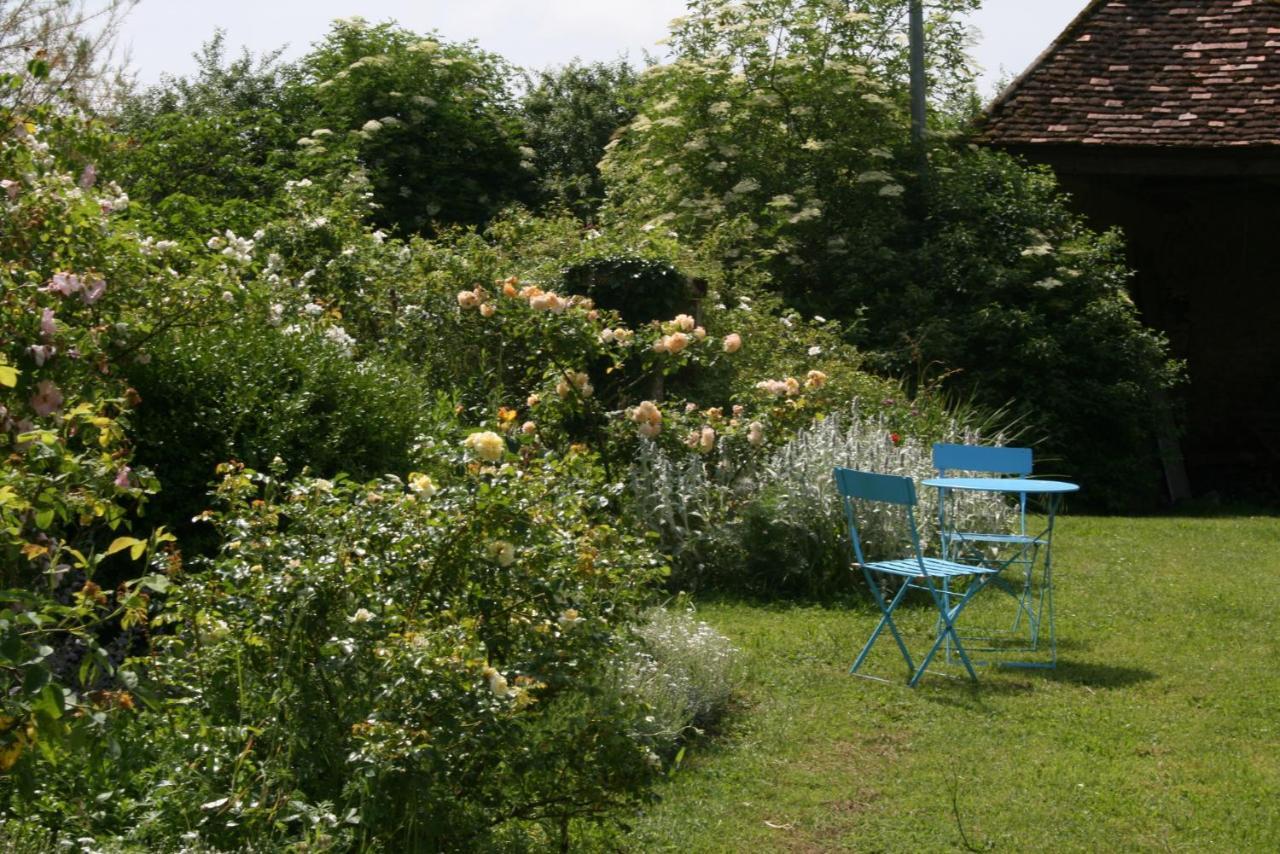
45,273,81,298
114,466,133,488
40,307,57,340
30,379,64,417
81,276,106,305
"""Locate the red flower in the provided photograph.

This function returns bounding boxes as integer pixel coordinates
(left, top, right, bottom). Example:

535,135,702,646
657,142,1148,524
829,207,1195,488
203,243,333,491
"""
889,432,902,445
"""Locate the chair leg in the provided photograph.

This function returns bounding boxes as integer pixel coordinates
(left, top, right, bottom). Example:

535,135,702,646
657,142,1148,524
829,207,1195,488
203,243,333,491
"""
851,570,915,678
910,576,995,687
1009,540,1042,635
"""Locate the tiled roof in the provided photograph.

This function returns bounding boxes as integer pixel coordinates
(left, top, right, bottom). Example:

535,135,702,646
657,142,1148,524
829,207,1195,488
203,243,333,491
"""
976,0,1280,148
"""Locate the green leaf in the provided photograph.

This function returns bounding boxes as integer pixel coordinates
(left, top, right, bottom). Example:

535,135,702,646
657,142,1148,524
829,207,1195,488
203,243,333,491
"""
32,683,64,722
138,574,171,593
22,663,50,695
104,536,144,558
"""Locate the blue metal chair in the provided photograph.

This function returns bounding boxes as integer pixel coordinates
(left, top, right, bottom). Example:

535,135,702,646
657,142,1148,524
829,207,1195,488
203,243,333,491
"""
932,443,1035,553
931,444,1041,636
835,467,1003,687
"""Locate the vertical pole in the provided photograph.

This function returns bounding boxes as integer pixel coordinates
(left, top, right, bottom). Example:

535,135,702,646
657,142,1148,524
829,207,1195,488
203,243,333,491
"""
909,0,927,147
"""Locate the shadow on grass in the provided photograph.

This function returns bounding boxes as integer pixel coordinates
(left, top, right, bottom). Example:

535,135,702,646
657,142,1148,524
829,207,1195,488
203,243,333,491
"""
910,660,1157,715
1039,659,1157,689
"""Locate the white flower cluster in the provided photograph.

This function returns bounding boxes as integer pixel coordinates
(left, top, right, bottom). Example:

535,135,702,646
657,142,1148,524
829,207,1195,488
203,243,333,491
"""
324,325,356,355
207,230,254,264
138,236,179,256
98,181,129,213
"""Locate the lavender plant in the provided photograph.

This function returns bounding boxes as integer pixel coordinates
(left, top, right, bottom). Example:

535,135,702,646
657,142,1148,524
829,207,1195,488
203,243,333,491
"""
628,401,1012,595
760,402,1012,563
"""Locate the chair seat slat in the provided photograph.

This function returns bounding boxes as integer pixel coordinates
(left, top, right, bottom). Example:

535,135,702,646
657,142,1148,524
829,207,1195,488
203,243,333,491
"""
860,558,998,578
943,532,1040,545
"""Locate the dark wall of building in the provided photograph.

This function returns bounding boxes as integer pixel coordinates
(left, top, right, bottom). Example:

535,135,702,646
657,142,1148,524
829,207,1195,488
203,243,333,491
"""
1056,172,1280,500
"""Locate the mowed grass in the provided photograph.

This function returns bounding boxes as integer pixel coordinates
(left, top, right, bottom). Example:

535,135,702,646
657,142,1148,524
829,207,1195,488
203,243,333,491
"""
626,515,1280,852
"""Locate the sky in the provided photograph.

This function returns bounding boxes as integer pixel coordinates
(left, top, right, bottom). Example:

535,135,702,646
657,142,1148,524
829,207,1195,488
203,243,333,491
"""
119,0,1087,100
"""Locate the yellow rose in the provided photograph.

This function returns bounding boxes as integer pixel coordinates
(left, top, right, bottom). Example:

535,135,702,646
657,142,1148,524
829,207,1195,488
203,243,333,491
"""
408,472,437,497
463,430,505,462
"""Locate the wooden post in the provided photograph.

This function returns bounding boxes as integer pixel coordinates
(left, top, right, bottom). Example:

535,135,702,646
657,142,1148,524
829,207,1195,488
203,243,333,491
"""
909,0,927,147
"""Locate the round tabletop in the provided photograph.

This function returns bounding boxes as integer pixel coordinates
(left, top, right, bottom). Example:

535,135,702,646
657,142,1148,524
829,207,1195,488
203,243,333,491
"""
922,477,1080,495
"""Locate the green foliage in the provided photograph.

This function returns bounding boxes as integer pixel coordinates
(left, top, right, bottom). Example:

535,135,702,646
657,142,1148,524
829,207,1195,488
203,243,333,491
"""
302,18,530,235
862,147,1181,507
601,0,978,313
90,456,665,850
520,59,639,217
125,315,431,536
0,106,221,784
602,0,1180,508
561,255,699,327
112,34,319,241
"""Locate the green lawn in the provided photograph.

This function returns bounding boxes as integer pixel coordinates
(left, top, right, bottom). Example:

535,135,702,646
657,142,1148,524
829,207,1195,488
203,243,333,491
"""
627,515,1280,852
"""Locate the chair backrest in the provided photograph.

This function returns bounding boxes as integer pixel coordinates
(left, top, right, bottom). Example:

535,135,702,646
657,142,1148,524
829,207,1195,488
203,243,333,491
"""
833,467,917,506
932,443,1032,477
932,443,1033,536
833,467,924,570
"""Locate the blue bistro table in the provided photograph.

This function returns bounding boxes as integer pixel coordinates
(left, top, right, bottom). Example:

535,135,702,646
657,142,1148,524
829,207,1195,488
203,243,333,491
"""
921,477,1079,668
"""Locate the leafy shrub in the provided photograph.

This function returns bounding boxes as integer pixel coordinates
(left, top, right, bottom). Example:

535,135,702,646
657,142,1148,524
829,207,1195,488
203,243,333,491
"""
0,105,221,787
113,34,318,242
600,0,978,314
879,148,1180,508
23,445,668,850
126,315,431,535
302,18,530,236
561,255,700,327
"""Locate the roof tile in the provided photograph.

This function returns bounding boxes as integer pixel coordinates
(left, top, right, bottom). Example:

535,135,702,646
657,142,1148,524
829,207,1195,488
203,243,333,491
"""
976,0,1280,148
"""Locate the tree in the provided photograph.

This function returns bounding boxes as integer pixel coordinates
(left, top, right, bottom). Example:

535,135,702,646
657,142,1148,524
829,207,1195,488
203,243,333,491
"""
0,0,137,109
601,0,1179,507
112,34,319,240
521,59,639,218
301,18,530,235
601,0,981,311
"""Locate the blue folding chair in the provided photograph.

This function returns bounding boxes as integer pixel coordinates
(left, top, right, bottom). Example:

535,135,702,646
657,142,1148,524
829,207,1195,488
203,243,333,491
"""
931,444,1041,636
932,443,1034,551
835,467,1003,687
